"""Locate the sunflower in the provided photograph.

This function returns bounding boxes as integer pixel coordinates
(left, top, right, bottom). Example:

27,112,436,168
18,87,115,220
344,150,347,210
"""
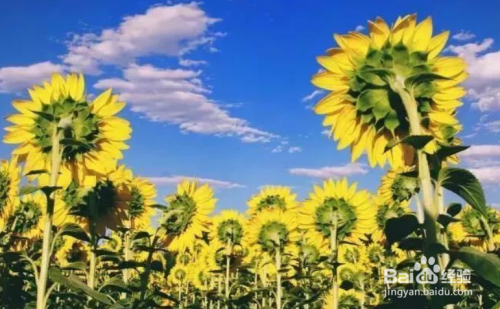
168,264,189,286
378,167,419,206
4,73,131,188
8,193,46,239
128,175,157,230
62,165,130,235
0,157,20,231
209,210,247,246
449,205,500,251
55,237,90,267
338,243,368,266
300,178,376,247
247,209,300,254
312,14,465,168
161,180,216,252
247,186,297,216
297,233,329,266
372,195,411,243
323,288,362,309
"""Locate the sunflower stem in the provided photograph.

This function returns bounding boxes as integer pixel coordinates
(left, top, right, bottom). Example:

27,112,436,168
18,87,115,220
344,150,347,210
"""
140,231,160,302
37,127,63,309
391,79,439,254
330,213,338,309
479,215,495,252
275,245,282,309
225,239,232,308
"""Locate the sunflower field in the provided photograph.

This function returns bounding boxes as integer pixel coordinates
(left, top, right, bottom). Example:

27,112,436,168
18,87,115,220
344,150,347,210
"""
1,13,500,309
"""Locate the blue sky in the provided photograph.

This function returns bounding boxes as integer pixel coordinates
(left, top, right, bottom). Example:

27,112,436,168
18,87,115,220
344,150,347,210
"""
1,0,500,212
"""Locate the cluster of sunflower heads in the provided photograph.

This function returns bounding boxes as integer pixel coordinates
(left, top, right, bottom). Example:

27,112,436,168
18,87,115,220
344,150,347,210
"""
0,13,500,309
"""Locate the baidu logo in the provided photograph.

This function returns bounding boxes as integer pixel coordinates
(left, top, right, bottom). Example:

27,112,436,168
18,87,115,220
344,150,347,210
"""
384,255,466,285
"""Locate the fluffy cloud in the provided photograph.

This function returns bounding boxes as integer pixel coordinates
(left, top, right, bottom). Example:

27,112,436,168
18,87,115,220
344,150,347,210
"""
302,89,324,102
469,166,500,185
179,58,208,67
288,146,302,153
148,175,245,189
63,2,220,74
448,38,500,111
461,145,500,168
289,163,367,179
452,30,476,41
0,61,63,93
94,64,277,142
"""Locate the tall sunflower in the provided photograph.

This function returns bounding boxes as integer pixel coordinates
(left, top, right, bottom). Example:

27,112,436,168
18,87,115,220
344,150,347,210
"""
449,205,500,251
300,178,376,246
378,167,419,206
161,180,216,252
372,195,411,243
0,157,20,231
209,210,247,246
247,186,297,216
311,15,465,168
3,73,131,187
62,165,130,235
128,176,157,230
247,209,300,254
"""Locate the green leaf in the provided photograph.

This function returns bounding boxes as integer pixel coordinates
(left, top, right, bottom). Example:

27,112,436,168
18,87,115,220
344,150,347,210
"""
48,267,112,305
24,169,48,176
384,135,434,153
372,91,392,120
384,110,400,133
61,262,87,271
446,203,462,217
437,214,460,228
59,223,90,242
437,167,487,217
358,69,394,86
435,145,469,161
451,246,500,288
398,237,424,251
405,73,449,88
384,214,420,244
393,43,410,75
19,185,40,196
99,277,130,293
41,186,62,197
33,111,55,122
60,138,93,150
357,89,389,112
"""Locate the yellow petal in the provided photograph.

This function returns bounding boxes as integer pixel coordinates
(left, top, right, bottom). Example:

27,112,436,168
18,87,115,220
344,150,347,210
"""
368,17,390,49
433,57,467,78
314,91,348,114
427,31,449,60
76,73,86,101
91,89,113,113
6,115,35,125
412,17,433,51
3,130,35,144
311,72,349,91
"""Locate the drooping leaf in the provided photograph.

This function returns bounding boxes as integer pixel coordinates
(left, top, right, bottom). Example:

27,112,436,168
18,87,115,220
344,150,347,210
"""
384,135,434,153
19,185,40,196
446,203,462,217
385,214,420,244
48,267,112,305
451,246,500,288
405,73,450,88
437,167,487,217
58,223,90,242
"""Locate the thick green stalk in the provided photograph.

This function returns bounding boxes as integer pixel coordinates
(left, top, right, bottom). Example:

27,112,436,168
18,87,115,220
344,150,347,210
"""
392,79,439,248
37,127,63,309
330,213,338,309
225,239,232,307
275,247,282,309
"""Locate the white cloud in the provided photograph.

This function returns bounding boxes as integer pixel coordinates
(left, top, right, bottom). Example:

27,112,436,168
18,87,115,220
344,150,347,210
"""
321,129,331,137
0,61,64,93
288,146,302,153
484,120,500,133
302,89,324,102
179,58,208,67
461,145,500,168
148,175,245,189
462,145,500,158
94,64,277,142
452,30,476,41
272,145,284,153
355,25,365,32
62,2,220,74
448,38,500,111
469,166,500,185
289,163,368,179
